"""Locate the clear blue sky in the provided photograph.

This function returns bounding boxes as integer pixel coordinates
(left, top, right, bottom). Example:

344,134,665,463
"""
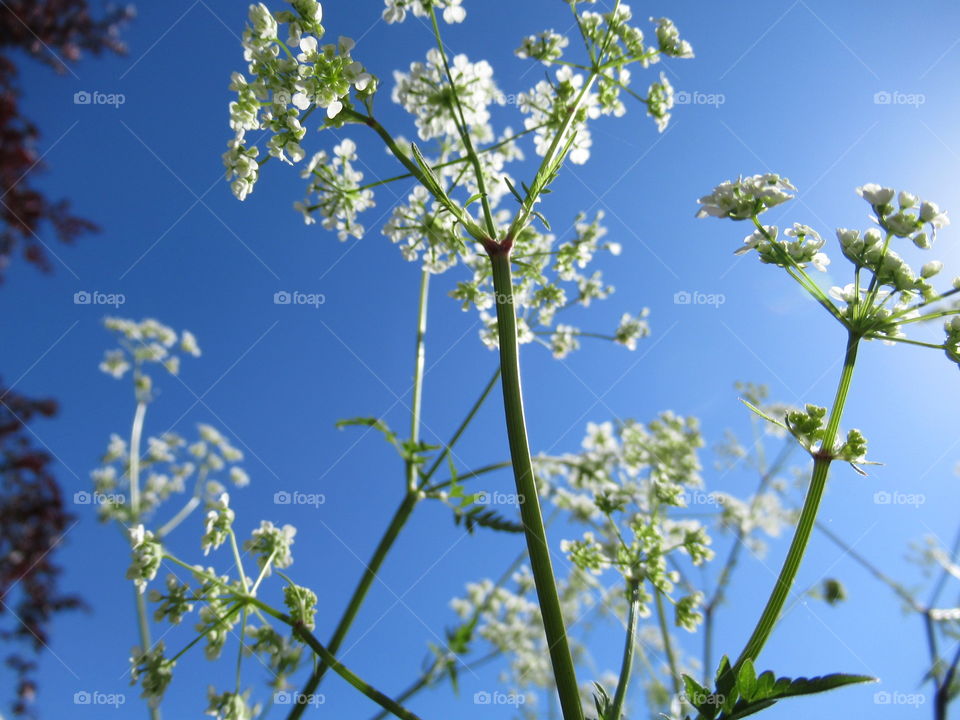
4,0,960,718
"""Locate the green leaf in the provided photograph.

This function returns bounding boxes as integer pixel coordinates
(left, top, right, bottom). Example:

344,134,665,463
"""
532,210,552,230
737,660,757,702
454,506,524,535
775,673,876,699
504,177,524,204
739,399,788,433
335,417,401,451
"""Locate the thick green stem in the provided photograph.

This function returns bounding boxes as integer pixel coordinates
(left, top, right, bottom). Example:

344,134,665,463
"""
610,581,642,719
488,249,583,720
734,332,860,668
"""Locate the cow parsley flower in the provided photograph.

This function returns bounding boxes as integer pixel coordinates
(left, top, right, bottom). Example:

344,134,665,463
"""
244,521,297,575
393,49,501,141
127,525,163,593
131,643,175,708
383,0,465,24
697,174,796,220
296,139,374,239
519,66,599,164
206,688,259,720
516,30,569,64
646,72,674,132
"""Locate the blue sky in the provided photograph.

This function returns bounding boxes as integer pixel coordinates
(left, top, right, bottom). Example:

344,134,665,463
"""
3,0,960,718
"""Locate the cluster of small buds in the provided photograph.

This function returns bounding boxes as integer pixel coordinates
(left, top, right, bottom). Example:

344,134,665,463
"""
696,174,796,220
515,30,569,64
737,223,830,272
130,642,175,707
645,72,674,132
857,184,949,247
193,567,241,660
294,138,374,239
244,624,304,686
99,317,201,400
614,310,651,350
225,1,377,201
127,525,163,593
382,0,465,24
244,521,297,575
201,493,235,555
205,688,259,720
283,584,318,630
150,574,196,625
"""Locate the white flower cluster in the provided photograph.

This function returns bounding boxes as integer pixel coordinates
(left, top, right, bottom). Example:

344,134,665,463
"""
99,317,201,400
382,0,465,24
205,688,259,720
518,66,600,165
393,49,502,142
244,520,297,576
127,525,164,593
224,0,376,218
445,211,640,356
696,174,796,220
544,414,713,630
294,138,374,239
130,642,175,708
736,223,830,272
91,421,247,524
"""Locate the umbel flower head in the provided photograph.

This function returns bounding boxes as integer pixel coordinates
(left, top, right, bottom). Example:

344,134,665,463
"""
696,174,796,220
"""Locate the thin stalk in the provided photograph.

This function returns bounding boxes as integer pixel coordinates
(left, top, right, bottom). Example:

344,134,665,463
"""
128,400,147,516
655,590,682,699
127,396,159,720
609,580,642,719
420,367,501,485
488,249,583,720
734,332,860,668
408,270,430,492
425,461,512,494
287,491,418,719
246,597,426,720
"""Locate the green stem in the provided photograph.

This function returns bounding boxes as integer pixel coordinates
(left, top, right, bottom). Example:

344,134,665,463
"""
286,493,418,720
734,331,860,668
655,590,682,699
488,249,583,720
610,581,642,719
420,368,501,486
246,598,426,720
408,270,430,492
